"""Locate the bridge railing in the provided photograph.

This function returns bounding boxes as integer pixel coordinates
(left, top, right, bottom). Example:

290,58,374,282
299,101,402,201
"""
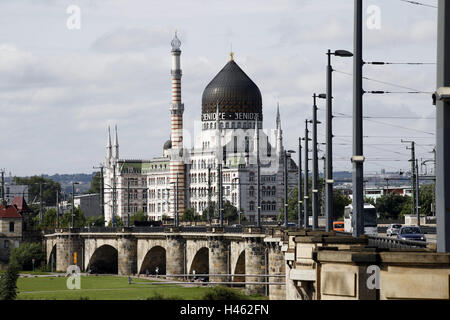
367,235,428,249
46,225,267,234
334,231,428,249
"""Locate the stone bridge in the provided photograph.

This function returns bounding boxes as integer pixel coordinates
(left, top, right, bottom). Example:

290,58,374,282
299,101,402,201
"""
44,227,285,298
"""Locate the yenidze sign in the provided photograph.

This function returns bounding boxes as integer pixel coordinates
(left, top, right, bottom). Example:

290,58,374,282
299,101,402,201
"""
202,112,261,121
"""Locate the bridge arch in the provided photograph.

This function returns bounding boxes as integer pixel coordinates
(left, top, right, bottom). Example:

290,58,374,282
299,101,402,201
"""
87,244,118,274
232,250,245,286
139,246,166,275
189,247,209,275
47,244,57,268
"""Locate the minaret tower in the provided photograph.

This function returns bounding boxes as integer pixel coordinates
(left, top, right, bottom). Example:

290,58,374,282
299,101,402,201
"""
113,124,119,161
169,31,185,218
276,103,283,156
106,126,112,167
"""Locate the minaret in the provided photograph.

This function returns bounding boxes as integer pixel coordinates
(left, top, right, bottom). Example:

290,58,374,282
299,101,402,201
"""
276,103,283,156
113,124,119,161
106,126,112,167
169,31,185,219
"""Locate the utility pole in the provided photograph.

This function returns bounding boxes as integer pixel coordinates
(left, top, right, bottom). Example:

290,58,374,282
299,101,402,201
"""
256,117,261,228
352,0,364,237
415,159,420,226
127,179,131,227
303,120,310,229
175,173,179,227
298,137,303,228
436,0,450,252
218,164,223,228
1,170,4,203
71,182,75,229
326,49,334,233
56,190,59,228
321,156,326,218
403,140,417,218
207,167,211,223
112,164,116,227
284,150,289,228
311,94,320,230
40,182,43,223
432,148,436,216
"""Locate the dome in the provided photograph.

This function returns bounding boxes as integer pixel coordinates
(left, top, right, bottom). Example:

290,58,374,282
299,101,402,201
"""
201,59,262,122
163,140,172,150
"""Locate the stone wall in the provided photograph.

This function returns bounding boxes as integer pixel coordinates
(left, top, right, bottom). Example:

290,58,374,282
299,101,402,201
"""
284,230,450,300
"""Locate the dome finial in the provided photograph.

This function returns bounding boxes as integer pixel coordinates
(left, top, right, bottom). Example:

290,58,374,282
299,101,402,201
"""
171,30,181,51
230,43,234,61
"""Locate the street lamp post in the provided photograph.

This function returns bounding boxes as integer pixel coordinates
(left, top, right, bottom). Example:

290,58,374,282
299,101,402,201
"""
71,182,79,229
352,0,365,237
325,49,353,232
232,177,242,225
284,150,296,227
298,138,303,228
303,120,310,229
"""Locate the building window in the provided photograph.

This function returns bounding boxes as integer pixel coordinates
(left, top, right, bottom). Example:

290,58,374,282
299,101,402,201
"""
4,240,9,249
249,201,255,211
9,222,14,233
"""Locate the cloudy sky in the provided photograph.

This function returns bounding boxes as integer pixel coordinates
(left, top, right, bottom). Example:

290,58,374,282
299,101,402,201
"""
0,0,438,177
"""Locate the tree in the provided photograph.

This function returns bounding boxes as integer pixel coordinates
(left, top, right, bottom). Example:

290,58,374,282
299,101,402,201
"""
13,176,61,206
107,215,124,227
419,184,434,216
42,208,57,229
85,215,105,227
0,263,19,300
88,172,102,194
9,242,45,271
130,210,147,225
333,190,352,220
278,186,350,223
223,201,238,223
278,187,299,222
60,207,85,228
375,194,410,220
181,208,202,222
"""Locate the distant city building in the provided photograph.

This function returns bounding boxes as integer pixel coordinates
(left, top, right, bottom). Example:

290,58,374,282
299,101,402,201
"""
1,183,29,204
0,202,22,267
74,193,101,218
103,33,298,224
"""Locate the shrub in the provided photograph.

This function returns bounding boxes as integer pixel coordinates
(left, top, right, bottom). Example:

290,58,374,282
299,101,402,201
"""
0,263,20,300
146,292,183,300
202,286,245,300
9,242,45,271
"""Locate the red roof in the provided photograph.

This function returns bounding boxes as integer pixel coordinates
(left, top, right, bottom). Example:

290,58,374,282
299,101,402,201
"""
0,205,22,219
11,196,31,212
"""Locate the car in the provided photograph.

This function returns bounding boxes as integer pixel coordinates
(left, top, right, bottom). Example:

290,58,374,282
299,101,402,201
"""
287,222,297,228
387,224,402,237
333,221,345,232
397,226,426,242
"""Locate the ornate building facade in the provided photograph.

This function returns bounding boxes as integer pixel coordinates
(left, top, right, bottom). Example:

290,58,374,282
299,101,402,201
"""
103,33,298,225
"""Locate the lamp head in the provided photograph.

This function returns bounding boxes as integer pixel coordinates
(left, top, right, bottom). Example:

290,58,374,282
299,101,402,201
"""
334,50,353,57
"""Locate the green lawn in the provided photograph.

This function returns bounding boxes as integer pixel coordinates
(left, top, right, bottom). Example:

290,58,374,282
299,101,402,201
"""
16,276,263,300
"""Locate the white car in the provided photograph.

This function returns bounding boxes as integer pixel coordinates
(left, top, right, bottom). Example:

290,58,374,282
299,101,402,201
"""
387,224,402,237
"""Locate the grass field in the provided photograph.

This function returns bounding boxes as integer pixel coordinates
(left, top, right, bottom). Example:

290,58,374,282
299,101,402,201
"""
16,276,265,300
